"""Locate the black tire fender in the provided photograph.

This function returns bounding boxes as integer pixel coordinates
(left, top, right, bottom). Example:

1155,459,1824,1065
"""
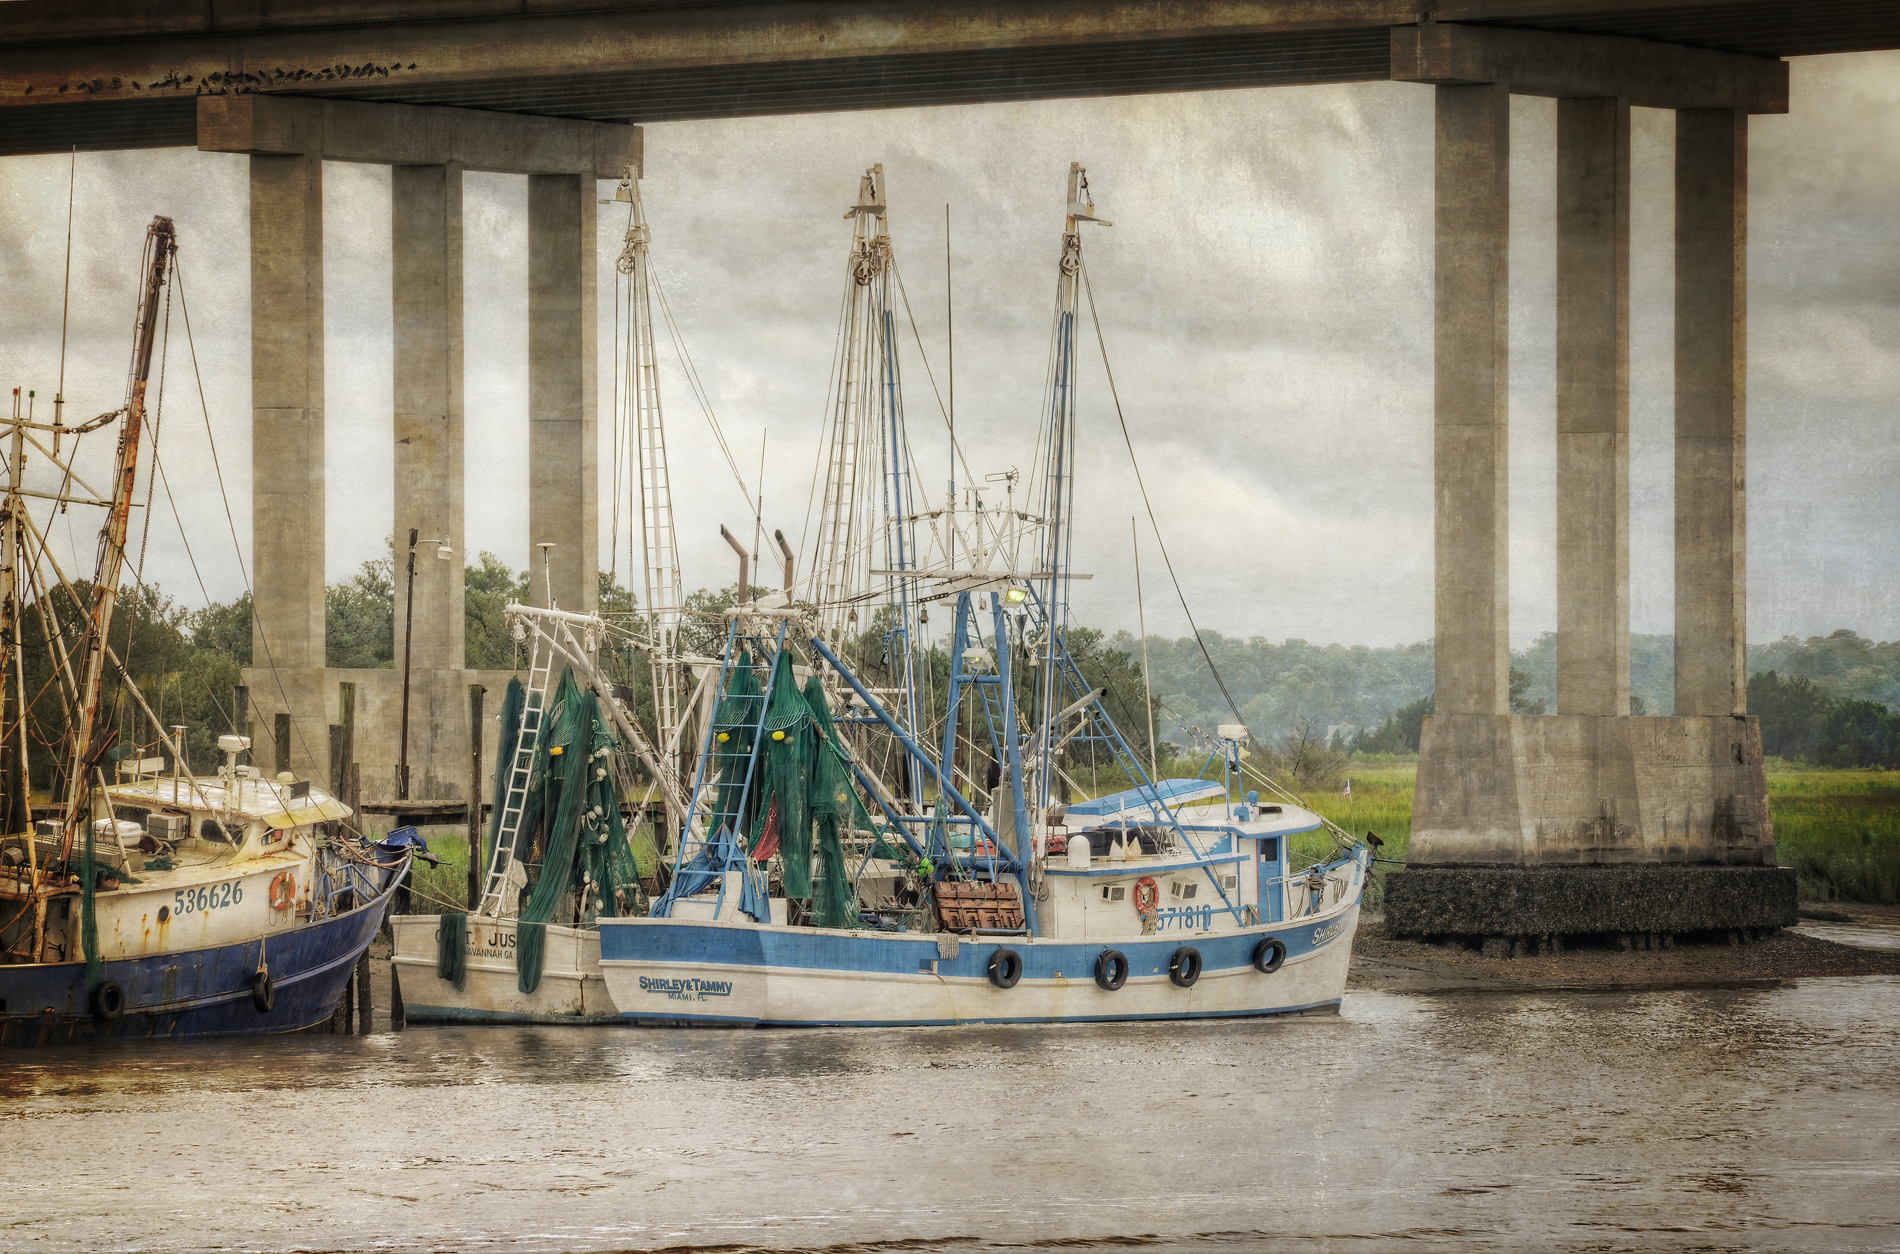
1252,936,1287,974
1168,945,1203,988
1093,948,1129,991
986,947,1022,989
251,970,276,1015
90,980,125,1022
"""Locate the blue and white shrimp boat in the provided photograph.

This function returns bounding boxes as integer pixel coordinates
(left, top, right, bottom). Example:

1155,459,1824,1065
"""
598,165,1369,1027
0,217,408,1046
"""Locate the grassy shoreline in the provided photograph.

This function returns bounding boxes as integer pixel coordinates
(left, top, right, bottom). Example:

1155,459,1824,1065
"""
1294,761,1900,907
374,763,1900,916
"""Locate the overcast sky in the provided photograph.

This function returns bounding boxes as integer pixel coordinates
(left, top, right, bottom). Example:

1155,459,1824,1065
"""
0,50,1895,651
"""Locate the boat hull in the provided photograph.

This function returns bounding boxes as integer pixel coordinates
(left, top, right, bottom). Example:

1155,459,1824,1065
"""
0,885,397,1048
390,915,619,1025
597,905,1358,1027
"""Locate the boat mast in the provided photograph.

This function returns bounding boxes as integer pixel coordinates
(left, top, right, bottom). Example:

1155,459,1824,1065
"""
3,391,30,878
49,216,175,932
810,166,887,648
616,170,686,755
1032,165,1108,827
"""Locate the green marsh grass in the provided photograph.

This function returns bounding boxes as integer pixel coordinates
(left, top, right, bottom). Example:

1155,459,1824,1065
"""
377,824,667,916
1285,761,1900,908
1762,768,1900,904
382,762,1900,918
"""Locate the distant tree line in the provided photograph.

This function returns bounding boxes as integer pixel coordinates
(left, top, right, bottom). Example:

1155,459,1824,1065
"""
1749,672,1900,768
1103,627,1900,765
23,555,1897,785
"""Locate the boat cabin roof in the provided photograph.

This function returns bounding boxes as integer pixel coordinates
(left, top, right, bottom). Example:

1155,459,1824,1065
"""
1063,778,1225,820
106,775,352,829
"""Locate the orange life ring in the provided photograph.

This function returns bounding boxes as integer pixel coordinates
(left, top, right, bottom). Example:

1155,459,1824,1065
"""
268,871,296,912
1132,876,1160,916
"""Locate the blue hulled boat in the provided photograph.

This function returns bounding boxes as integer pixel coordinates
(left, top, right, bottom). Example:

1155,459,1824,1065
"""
0,216,408,1046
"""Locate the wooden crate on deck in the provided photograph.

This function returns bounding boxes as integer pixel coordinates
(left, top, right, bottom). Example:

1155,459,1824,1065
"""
932,879,1025,932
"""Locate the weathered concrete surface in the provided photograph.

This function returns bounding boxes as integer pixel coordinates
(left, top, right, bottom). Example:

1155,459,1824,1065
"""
1410,714,1775,866
527,172,599,615
249,148,325,684
1432,80,1511,719
240,667,520,802
1390,22,1787,112
392,162,465,674
198,95,641,178
1384,865,1797,938
1675,107,1748,718
1555,94,1630,717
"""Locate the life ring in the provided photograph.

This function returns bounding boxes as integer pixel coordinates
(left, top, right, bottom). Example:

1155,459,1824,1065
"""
1094,949,1129,991
1252,936,1287,974
1169,945,1203,988
268,872,296,912
1132,876,1159,916
987,947,1023,989
251,971,276,1015
91,979,126,1022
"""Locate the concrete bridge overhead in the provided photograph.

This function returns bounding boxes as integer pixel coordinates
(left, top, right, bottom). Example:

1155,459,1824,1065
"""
1,2,1896,934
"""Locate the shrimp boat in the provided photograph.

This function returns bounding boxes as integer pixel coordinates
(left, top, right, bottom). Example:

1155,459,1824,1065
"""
0,217,408,1046
596,166,1370,1027
389,169,700,1024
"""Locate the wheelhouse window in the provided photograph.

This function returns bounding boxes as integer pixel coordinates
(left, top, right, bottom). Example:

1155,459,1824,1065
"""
200,819,241,844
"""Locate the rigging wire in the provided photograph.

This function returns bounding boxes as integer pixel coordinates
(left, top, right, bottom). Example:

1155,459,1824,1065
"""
1078,258,1250,733
647,257,752,511
55,147,74,428
888,257,973,488
173,260,322,772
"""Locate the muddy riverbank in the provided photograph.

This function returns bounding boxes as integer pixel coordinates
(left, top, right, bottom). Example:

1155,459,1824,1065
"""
1350,903,1900,994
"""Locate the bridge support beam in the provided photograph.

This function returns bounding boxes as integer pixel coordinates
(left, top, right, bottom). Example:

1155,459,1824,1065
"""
216,95,636,790
392,161,467,673
1674,108,1749,718
248,147,329,778
527,173,600,615
1391,31,1793,946
1556,95,1630,718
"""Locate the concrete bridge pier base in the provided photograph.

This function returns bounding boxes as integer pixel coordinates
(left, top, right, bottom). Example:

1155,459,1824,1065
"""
1389,43,1795,946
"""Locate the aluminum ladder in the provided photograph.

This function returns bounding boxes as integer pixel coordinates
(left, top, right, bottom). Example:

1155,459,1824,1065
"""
476,631,557,917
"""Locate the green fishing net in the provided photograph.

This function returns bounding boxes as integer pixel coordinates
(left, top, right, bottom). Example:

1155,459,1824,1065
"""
516,668,588,993
805,675,876,929
710,650,761,843
437,911,468,990
575,696,645,923
753,649,815,898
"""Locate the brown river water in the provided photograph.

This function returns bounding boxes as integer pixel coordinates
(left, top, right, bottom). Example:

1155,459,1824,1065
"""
3,978,1897,1253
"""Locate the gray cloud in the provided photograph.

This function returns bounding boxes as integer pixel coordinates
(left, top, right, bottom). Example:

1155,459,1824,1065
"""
0,52,1894,653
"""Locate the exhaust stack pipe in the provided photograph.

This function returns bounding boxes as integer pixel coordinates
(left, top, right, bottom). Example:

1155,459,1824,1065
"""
773,529,795,596
719,525,749,603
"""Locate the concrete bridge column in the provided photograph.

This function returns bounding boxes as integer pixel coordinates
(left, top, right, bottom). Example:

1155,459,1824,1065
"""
248,147,329,778
1388,24,1793,946
202,96,635,793
1674,108,1749,717
527,173,599,614
391,162,467,671
1556,96,1632,717
1432,80,1513,720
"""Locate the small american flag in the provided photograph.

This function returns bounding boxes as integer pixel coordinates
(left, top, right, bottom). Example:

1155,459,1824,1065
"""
1341,779,1352,799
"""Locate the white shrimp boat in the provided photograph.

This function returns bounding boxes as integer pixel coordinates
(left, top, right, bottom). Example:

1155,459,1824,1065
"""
597,165,1370,1027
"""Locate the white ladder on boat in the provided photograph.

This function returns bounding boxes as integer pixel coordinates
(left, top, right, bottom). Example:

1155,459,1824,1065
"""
477,631,556,918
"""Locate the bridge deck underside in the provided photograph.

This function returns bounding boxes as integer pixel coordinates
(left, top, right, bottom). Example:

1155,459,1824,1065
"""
2,1,1898,158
